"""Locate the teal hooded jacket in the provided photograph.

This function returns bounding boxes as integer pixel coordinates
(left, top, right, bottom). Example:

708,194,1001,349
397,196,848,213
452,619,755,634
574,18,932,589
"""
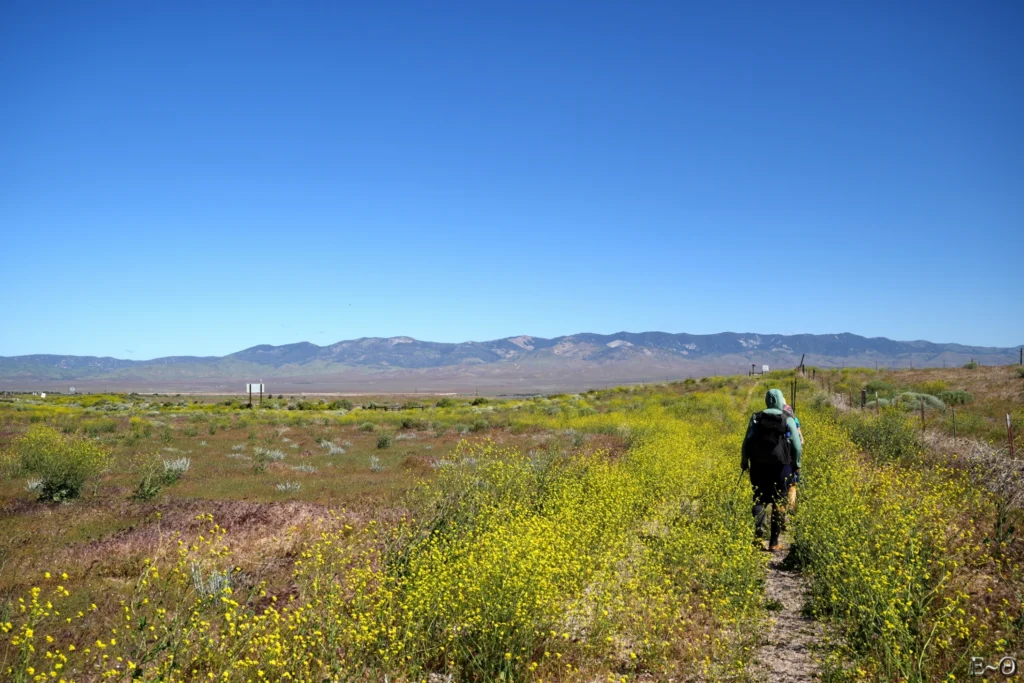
740,388,803,470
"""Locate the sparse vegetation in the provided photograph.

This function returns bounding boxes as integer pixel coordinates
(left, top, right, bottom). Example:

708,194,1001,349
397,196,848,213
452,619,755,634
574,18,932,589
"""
0,367,1020,681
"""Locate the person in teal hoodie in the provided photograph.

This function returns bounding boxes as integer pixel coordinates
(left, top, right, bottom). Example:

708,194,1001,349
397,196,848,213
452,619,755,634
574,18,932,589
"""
741,388,803,550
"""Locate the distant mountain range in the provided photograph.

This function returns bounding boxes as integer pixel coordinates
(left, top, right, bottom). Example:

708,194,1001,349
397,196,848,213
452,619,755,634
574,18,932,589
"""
1,332,1019,394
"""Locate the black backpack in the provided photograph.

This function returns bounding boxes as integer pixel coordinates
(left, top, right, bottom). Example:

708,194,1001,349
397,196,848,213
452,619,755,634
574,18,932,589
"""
749,411,791,466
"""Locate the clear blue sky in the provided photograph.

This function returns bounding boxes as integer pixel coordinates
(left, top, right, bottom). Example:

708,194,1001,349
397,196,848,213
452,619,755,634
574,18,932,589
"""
2,1,1022,359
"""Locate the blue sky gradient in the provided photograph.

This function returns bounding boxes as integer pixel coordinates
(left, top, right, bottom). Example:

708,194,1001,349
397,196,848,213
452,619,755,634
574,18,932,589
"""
2,1,1022,359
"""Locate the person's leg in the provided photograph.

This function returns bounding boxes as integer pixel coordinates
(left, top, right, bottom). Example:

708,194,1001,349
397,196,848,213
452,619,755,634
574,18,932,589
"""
769,502,784,548
752,502,768,539
750,467,770,539
768,465,793,549
751,466,778,542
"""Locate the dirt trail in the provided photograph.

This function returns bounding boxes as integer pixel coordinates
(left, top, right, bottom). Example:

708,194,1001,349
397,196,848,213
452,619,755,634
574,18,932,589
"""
751,547,823,682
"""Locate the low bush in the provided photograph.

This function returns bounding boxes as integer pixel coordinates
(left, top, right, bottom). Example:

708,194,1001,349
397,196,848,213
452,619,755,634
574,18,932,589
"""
252,447,285,474
82,418,119,435
845,407,921,463
892,392,945,411
914,380,949,396
864,379,895,395
377,433,393,449
162,456,191,483
359,422,378,433
10,426,112,501
937,389,973,405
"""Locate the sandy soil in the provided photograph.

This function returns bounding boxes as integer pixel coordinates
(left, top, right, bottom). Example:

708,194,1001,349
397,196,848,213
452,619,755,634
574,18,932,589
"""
751,547,823,682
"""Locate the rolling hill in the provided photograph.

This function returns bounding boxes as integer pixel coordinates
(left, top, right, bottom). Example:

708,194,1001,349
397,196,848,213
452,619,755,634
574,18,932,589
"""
0,332,1018,393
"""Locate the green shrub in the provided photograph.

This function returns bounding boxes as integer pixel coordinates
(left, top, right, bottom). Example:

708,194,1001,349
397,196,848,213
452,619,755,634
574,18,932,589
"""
328,399,353,411
131,456,165,501
131,469,164,501
251,447,285,474
182,425,199,437
377,433,393,449
914,380,949,396
809,391,833,411
12,426,112,501
359,422,378,433
470,397,488,406
1016,367,1024,379
864,380,895,396
469,418,488,432
963,361,979,369
937,389,973,406
435,398,454,408
53,414,78,434
892,392,945,411
82,418,118,435
129,417,153,438
846,408,921,463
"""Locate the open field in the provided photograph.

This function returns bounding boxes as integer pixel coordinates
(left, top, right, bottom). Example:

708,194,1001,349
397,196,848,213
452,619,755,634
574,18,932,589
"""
1,366,1022,681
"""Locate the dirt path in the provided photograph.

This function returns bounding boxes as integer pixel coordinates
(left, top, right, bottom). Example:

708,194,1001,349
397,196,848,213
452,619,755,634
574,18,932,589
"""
750,547,823,682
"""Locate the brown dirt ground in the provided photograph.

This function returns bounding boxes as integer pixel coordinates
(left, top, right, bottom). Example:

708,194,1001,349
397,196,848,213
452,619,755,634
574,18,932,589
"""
750,547,823,682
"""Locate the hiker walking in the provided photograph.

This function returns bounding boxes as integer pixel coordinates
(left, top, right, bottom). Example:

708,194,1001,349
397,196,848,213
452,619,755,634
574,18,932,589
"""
781,397,803,511
741,388,803,551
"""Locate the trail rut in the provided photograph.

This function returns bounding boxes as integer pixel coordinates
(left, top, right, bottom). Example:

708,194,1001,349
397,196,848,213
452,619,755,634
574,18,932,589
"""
751,548,823,682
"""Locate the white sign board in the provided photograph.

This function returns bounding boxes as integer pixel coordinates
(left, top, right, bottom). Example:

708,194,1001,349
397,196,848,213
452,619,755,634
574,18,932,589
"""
40,392,47,399
762,365,770,374
69,387,76,394
246,383,264,393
